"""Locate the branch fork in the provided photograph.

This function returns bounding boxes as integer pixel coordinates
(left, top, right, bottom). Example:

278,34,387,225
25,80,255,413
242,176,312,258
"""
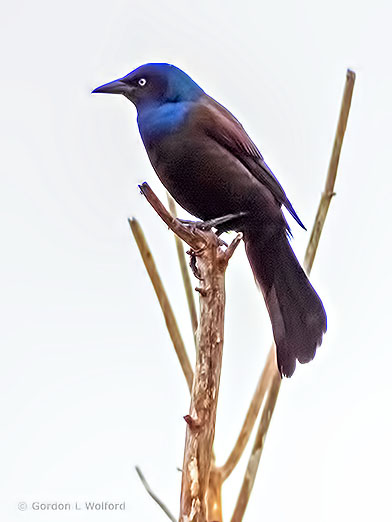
138,182,241,522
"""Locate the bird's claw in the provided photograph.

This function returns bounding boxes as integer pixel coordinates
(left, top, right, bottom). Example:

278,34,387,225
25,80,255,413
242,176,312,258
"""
177,212,247,232
176,219,227,247
181,212,247,278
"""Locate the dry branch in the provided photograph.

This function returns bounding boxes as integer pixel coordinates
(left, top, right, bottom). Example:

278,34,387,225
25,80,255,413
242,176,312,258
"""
179,241,226,522
129,217,194,392
220,347,275,481
135,466,177,522
230,68,356,522
231,367,281,522
304,68,355,272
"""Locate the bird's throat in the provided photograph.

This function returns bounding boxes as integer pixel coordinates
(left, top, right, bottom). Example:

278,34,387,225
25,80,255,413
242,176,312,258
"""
137,102,192,145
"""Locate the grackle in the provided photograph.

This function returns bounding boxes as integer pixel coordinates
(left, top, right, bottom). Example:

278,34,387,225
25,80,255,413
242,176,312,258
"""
92,63,327,377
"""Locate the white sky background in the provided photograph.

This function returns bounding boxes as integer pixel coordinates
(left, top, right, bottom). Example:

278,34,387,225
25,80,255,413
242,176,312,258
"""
1,0,391,520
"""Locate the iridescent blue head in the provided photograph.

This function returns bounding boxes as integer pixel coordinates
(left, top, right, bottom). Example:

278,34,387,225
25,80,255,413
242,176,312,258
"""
92,63,205,110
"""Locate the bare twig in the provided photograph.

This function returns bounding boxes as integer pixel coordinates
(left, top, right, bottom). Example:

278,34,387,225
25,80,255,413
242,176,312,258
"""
220,347,275,481
129,218,194,392
135,466,177,522
231,68,356,522
167,193,199,348
231,366,281,522
304,69,355,272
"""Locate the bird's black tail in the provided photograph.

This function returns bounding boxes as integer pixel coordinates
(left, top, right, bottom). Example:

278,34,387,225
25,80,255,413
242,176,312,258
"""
244,230,327,377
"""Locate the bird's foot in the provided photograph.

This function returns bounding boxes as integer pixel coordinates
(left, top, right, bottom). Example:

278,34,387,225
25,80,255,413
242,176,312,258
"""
180,213,246,279
177,212,247,231
177,218,226,248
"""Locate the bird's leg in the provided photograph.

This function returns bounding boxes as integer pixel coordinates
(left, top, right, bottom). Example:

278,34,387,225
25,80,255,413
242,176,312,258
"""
177,212,247,231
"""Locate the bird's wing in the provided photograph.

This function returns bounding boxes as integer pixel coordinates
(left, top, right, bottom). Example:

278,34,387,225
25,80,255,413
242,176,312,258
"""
195,96,306,230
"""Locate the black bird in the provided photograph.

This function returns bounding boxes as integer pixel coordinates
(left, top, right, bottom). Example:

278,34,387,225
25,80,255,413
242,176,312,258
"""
92,63,327,377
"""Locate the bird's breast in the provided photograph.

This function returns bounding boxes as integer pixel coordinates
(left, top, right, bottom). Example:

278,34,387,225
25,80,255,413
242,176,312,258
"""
143,132,264,222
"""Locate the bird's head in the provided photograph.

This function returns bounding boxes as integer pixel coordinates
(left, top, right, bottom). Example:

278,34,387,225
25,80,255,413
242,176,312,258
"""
92,63,204,109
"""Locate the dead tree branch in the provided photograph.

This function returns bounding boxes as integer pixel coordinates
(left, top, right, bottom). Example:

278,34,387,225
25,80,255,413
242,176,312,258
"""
304,68,355,272
139,182,242,522
220,347,275,481
129,218,194,391
231,366,281,522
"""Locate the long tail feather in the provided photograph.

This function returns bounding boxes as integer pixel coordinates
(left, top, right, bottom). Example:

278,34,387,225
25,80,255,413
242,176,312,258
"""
245,230,327,377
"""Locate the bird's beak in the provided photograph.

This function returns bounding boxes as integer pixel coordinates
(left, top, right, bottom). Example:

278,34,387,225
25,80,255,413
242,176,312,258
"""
92,78,131,96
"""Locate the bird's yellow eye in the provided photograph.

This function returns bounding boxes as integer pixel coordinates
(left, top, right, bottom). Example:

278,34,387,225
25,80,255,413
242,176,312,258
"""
138,78,147,87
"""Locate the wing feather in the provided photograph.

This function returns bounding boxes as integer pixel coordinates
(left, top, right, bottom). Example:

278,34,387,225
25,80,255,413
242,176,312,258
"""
194,96,306,230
